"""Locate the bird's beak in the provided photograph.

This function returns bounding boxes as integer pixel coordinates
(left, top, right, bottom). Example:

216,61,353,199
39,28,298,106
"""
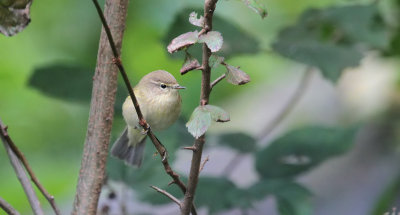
174,85,186,90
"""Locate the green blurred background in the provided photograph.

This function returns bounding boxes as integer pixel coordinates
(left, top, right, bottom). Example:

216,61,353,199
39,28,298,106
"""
1,0,400,214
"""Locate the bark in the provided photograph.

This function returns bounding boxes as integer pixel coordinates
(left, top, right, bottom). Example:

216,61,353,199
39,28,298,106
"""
71,0,129,214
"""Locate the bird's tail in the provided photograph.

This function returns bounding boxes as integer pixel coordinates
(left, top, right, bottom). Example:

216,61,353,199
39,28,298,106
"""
111,127,147,167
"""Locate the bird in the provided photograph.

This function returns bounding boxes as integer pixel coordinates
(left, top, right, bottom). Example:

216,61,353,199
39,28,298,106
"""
111,70,185,167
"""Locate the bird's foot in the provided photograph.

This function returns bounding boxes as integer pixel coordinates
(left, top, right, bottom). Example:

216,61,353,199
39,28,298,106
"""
139,119,149,135
162,150,168,162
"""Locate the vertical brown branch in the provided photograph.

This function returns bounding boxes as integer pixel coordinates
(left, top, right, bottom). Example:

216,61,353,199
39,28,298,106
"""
71,0,129,214
181,1,218,214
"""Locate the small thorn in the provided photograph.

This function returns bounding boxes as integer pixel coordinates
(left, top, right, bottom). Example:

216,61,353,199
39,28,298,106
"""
168,180,175,186
182,146,197,151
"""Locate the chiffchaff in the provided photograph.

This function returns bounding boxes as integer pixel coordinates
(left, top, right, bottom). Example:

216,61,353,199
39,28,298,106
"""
111,70,185,167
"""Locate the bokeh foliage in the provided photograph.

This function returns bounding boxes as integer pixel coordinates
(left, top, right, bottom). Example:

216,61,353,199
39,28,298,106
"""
1,0,400,214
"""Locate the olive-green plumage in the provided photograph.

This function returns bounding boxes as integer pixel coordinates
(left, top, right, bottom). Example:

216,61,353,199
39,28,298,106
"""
111,70,185,167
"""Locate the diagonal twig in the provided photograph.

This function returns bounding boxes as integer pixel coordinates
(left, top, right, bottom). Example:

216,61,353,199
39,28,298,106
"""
0,119,61,215
0,120,44,215
199,155,209,173
0,196,20,215
210,74,226,90
150,186,182,208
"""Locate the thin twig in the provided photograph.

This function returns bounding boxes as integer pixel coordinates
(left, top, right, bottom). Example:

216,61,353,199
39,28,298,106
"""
0,120,44,215
90,1,195,214
181,1,219,214
0,196,20,215
258,67,314,141
0,120,61,215
210,74,226,90
199,155,209,173
150,186,182,208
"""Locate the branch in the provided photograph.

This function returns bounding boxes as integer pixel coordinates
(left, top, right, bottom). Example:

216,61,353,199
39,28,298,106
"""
88,0,194,214
0,196,20,215
258,67,314,141
150,186,182,208
199,155,209,173
0,120,61,215
181,1,219,214
0,120,44,215
210,74,226,90
72,0,129,214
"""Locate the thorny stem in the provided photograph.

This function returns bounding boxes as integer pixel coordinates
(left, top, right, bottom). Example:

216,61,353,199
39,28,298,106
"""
91,0,195,214
181,1,218,214
0,119,61,215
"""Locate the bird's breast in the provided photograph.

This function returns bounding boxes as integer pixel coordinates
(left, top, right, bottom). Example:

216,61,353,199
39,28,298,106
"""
142,92,181,131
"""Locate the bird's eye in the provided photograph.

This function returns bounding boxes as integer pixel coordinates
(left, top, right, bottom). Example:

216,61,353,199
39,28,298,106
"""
160,84,167,89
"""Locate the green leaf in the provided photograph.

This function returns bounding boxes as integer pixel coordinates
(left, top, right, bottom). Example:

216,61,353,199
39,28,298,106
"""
195,177,237,213
249,180,312,215
0,0,32,36
209,54,224,68
167,31,199,53
186,105,230,138
372,173,400,215
28,64,126,114
180,51,200,75
256,126,358,178
206,105,230,122
241,0,267,19
272,4,388,82
198,31,223,52
164,8,259,59
29,64,93,102
218,133,256,153
224,64,251,85
276,183,312,215
188,11,204,27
